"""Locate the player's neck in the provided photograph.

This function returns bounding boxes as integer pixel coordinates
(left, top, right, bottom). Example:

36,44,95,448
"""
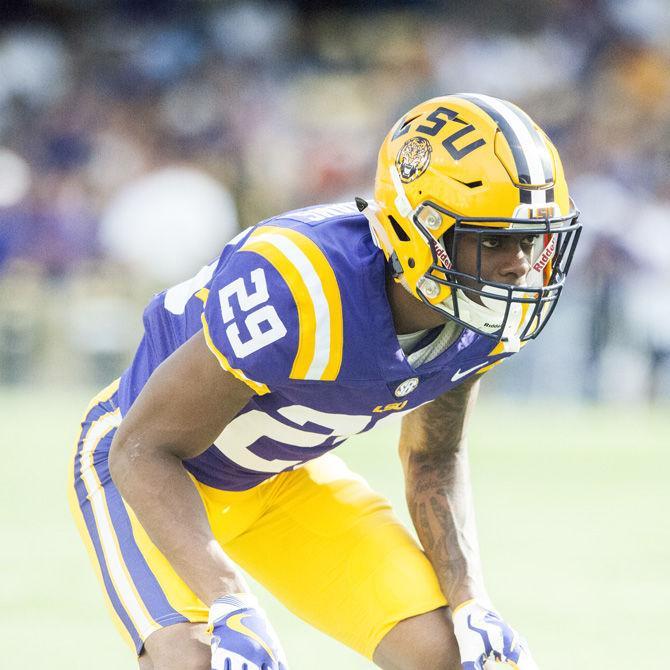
385,269,448,335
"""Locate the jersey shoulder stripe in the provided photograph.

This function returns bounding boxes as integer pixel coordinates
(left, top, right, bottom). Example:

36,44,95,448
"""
240,225,343,381
477,328,530,375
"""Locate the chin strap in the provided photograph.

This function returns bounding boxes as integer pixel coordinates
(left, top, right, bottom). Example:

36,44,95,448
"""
357,197,392,254
357,196,408,284
389,165,414,218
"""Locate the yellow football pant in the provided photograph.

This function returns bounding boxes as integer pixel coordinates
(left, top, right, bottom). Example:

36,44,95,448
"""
68,382,447,659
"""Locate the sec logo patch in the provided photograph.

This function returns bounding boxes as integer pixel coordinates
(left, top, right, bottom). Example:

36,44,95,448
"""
394,377,419,397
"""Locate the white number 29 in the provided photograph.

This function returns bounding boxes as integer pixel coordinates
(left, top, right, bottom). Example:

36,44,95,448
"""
219,268,287,358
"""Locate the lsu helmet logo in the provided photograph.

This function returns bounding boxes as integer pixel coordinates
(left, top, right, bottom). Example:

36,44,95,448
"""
396,136,432,182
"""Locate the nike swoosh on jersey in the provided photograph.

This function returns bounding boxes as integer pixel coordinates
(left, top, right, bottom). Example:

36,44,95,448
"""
451,362,488,382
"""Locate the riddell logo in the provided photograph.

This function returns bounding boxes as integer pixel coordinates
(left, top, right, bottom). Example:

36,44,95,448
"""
532,235,556,272
430,239,453,269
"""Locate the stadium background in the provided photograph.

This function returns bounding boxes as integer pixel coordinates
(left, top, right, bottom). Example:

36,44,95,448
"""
0,0,668,667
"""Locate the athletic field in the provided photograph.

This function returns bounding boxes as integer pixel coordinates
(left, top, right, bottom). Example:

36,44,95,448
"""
1,387,667,669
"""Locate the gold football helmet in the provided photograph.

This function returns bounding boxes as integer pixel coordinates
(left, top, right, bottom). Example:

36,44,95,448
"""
361,93,581,349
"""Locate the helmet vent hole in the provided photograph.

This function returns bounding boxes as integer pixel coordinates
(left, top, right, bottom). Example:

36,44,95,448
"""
388,215,410,242
408,258,415,268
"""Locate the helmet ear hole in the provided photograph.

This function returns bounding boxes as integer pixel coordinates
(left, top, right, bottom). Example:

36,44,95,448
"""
388,215,410,242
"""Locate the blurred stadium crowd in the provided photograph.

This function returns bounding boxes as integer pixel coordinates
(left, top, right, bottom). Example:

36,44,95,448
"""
0,0,668,400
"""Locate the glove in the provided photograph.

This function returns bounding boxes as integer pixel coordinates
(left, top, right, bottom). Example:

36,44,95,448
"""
209,593,288,670
452,600,538,670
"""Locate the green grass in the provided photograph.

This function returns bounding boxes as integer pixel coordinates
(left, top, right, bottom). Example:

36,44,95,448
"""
1,387,667,669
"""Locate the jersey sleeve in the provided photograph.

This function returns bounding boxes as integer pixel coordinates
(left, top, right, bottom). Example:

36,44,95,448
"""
202,225,344,393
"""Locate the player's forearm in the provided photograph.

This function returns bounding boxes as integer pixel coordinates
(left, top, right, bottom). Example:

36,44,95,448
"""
109,435,247,605
404,444,488,608
399,379,488,608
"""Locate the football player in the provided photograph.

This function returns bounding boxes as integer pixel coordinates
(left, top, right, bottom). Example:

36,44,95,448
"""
69,94,580,670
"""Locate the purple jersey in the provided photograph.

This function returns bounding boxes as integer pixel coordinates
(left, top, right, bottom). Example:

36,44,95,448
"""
118,202,516,490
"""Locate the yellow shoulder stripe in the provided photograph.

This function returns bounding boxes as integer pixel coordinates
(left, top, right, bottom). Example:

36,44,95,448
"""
82,378,120,415
241,237,317,379
476,359,503,375
201,313,270,395
195,287,210,303
240,226,343,381
487,335,529,357
488,342,506,356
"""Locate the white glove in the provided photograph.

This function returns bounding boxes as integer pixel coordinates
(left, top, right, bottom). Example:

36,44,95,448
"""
452,600,538,670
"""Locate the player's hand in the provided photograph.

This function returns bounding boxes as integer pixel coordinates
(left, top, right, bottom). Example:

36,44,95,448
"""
451,600,538,670
209,593,288,670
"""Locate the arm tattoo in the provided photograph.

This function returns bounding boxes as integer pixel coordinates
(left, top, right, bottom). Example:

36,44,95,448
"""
400,377,478,458
399,379,486,606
